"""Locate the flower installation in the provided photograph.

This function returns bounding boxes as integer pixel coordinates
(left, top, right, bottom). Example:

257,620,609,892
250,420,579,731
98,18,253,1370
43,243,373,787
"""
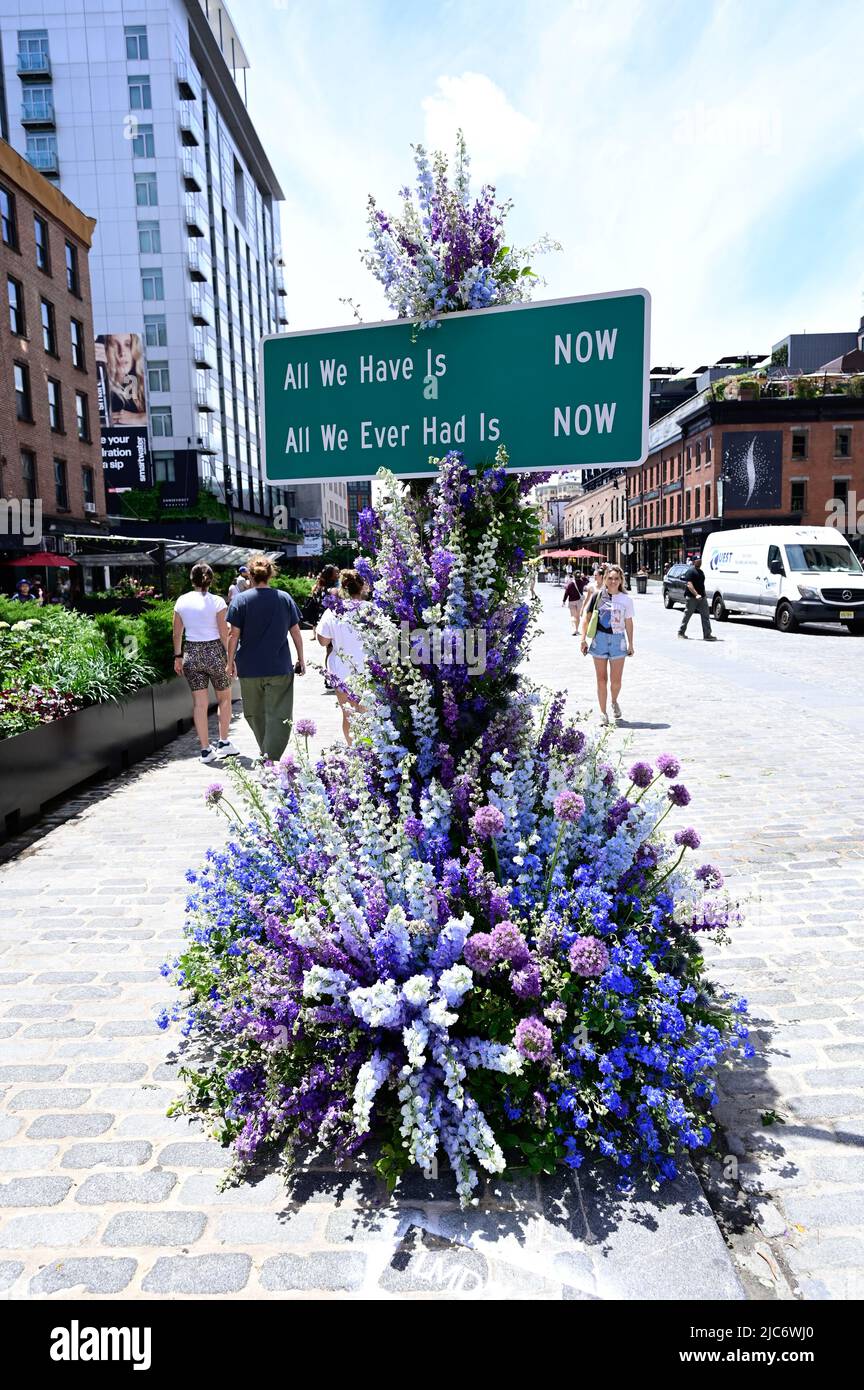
360,130,560,328
167,451,751,1205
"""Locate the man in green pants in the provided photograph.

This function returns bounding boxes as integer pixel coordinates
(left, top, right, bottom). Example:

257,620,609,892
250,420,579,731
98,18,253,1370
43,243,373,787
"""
226,556,305,761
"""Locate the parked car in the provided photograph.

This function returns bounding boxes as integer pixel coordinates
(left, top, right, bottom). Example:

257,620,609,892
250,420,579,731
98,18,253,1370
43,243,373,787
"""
662,562,690,609
702,525,864,633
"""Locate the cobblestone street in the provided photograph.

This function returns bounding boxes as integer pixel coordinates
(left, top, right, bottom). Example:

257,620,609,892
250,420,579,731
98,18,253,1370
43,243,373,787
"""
0,587,861,1300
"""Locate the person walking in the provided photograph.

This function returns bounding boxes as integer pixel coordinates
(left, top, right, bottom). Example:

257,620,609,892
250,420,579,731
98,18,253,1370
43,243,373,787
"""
580,563,635,725
562,571,586,635
678,556,717,641
301,564,340,629
226,556,305,762
227,565,251,604
316,568,368,745
173,562,238,765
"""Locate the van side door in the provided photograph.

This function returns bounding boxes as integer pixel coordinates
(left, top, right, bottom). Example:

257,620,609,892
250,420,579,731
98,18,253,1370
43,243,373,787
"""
764,543,786,610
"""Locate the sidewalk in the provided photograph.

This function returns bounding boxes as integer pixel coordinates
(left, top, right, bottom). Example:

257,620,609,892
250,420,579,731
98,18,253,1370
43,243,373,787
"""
0,644,743,1300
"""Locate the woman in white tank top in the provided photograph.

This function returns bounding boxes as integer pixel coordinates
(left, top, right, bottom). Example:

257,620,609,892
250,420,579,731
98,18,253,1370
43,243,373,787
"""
172,562,238,764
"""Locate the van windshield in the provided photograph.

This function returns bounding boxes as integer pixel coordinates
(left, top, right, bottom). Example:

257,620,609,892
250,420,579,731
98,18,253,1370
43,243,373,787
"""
784,544,863,574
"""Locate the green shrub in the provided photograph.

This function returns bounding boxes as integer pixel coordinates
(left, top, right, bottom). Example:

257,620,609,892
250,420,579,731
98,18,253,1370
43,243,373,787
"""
138,601,176,682
271,575,314,604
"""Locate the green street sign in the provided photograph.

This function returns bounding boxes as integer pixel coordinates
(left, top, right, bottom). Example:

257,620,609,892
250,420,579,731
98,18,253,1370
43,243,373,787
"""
260,289,650,483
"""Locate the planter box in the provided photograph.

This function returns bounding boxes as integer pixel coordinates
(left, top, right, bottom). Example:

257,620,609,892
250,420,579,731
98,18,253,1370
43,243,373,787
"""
0,677,239,838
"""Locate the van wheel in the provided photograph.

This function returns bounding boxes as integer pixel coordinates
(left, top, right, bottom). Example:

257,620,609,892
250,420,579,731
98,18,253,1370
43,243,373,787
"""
712,593,728,621
776,603,796,633
663,589,674,609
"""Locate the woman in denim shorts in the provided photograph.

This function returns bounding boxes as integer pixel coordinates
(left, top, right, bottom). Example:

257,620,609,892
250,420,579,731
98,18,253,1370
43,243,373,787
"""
579,564,635,725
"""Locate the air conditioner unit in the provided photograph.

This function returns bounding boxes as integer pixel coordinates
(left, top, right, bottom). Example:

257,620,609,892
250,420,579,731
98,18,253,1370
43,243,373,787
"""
84,502,96,513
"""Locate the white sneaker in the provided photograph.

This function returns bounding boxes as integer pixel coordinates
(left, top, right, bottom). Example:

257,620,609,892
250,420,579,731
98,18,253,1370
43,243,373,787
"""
199,746,218,764
612,700,622,722
599,712,610,726
216,740,239,757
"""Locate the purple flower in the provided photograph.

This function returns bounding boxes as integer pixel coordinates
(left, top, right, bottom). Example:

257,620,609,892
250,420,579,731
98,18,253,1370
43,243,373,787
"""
463,932,496,975
668,784,691,807
628,761,654,789
471,804,505,841
544,999,567,1024
404,815,424,841
490,920,530,966
204,783,223,806
568,937,610,977
553,789,585,824
656,754,681,779
514,1016,554,1064
674,827,701,850
695,863,725,890
510,961,541,998
296,718,317,739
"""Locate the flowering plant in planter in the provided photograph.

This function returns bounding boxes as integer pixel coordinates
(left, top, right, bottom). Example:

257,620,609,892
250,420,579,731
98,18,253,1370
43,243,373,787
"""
169,454,750,1204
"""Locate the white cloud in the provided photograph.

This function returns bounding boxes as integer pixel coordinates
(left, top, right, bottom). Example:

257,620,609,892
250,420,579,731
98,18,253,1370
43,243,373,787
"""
421,73,539,182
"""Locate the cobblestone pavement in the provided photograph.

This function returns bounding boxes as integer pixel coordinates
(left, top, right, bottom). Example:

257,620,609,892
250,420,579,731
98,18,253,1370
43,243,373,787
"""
0,587,860,1300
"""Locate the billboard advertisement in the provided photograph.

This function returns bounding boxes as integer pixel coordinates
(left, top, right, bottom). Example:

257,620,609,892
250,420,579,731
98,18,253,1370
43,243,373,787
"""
96,332,153,493
296,517,323,556
721,430,783,511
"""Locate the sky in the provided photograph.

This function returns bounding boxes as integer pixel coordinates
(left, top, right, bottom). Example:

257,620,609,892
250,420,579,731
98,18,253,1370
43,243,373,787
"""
239,0,864,369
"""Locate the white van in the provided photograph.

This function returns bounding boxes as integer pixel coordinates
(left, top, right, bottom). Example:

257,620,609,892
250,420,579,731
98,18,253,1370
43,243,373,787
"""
701,526,864,633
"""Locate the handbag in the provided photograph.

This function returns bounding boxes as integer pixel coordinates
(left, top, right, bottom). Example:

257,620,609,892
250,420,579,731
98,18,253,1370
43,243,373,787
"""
584,590,600,642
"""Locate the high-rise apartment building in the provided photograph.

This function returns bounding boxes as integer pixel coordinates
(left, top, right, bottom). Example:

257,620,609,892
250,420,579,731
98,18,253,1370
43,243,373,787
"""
0,0,347,538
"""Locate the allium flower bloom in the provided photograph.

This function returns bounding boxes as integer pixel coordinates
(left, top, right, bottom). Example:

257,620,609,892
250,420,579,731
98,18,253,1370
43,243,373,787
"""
204,783,223,806
656,754,681,779
674,827,701,849
511,961,542,998
568,937,611,977
490,919,530,966
554,789,585,823
628,761,654,789
668,784,691,807
463,933,496,975
514,1016,554,1064
471,804,505,840
695,863,725,890
295,718,317,738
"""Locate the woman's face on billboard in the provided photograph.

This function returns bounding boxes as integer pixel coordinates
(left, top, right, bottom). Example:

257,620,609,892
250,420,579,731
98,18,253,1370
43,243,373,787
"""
111,334,134,376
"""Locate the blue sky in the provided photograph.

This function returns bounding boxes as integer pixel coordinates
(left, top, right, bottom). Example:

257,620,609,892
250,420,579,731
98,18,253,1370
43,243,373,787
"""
240,0,864,366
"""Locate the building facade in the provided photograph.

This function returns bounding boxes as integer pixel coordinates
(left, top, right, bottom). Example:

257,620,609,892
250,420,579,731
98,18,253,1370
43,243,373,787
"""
627,392,864,573
0,137,104,556
561,468,627,564
0,0,347,540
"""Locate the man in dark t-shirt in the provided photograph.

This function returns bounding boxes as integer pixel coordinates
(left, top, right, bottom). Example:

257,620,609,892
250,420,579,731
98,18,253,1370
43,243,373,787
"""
678,556,716,640
227,568,306,759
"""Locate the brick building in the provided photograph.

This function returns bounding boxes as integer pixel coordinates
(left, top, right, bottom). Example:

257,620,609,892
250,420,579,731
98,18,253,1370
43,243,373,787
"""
562,467,628,564
627,390,864,573
0,137,104,561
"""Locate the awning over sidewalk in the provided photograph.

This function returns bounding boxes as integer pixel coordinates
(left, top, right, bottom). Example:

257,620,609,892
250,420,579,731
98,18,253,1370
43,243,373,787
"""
162,543,282,568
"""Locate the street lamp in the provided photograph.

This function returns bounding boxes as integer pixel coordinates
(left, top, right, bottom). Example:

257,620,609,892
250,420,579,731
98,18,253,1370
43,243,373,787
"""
717,471,731,527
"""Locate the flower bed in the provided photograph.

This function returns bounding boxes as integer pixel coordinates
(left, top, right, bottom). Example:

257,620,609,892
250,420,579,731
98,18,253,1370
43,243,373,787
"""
169,453,751,1205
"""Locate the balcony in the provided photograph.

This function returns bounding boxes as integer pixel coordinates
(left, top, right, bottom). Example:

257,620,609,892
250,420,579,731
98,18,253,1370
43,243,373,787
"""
185,193,206,237
178,102,202,147
182,149,203,192
278,310,289,326
187,247,209,281
196,426,216,454
21,97,55,128
190,286,212,326
193,330,216,368
27,147,59,175
17,50,51,77
175,59,197,101
275,267,286,296
196,381,216,412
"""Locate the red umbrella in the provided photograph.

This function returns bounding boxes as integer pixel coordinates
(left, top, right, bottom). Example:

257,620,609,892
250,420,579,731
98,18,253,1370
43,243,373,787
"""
569,548,605,559
0,551,77,567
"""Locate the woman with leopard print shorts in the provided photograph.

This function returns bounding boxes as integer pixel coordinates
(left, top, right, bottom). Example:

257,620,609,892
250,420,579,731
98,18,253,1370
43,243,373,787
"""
172,562,239,764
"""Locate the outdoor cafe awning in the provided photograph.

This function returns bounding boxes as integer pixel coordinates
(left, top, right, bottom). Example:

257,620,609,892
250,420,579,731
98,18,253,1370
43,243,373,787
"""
162,543,282,568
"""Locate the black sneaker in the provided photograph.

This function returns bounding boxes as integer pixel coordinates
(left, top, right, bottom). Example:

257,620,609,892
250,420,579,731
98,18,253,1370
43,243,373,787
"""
677,633,688,639
703,635,718,642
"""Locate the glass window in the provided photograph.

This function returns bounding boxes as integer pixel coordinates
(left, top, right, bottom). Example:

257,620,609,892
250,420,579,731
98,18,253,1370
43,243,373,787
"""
22,85,53,121
14,362,31,420
704,483,711,514
141,270,164,301
791,429,808,460
151,406,173,437
144,314,167,347
8,277,25,335
20,448,37,501
148,363,170,393
790,480,807,513
65,241,80,295
33,214,49,270
152,452,176,483
82,465,95,505
128,76,151,110
134,173,158,207
785,543,861,574
54,457,68,510
47,378,63,431
132,123,155,158
70,318,84,369
25,134,58,173
75,392,89,441
125,25,148,60
835,429,852,458
18,30,49,71
137,220,161,254
41,297,56,354
1,184,18,247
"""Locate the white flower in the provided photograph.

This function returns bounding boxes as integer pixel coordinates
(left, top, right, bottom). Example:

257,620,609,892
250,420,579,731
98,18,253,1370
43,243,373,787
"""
437,963,473,1007
302,965,352,1000
402,974,433,1007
